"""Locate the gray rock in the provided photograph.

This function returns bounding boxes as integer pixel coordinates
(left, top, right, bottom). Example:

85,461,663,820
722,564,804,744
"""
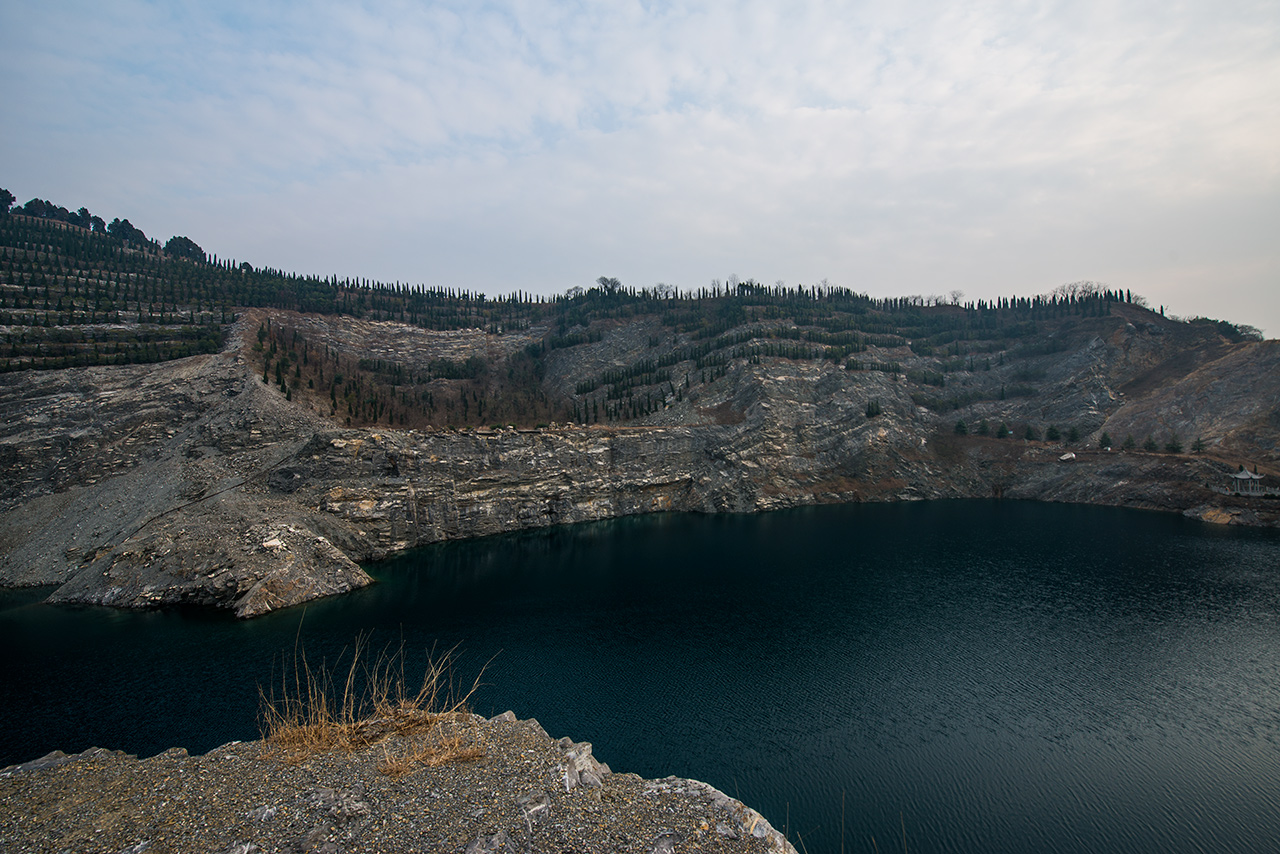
304,786,370,822
516,788,550,836
463,829,518,854
560,738,609,791
649,830,680,853
293,827,344,854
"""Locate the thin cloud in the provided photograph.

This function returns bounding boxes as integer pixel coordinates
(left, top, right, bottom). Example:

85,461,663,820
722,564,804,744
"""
1,0,1276,333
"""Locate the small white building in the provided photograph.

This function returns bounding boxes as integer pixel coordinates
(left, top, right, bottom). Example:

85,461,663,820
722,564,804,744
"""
1228,466,1265,496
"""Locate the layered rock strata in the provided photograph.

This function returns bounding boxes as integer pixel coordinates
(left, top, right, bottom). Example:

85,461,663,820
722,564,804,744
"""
1,307,1277,617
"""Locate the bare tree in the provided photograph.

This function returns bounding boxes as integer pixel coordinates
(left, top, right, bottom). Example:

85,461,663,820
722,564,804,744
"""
1051,280,1103,301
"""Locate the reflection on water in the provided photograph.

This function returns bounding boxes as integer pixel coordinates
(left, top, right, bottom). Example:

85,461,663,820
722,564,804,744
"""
3,500,1279,853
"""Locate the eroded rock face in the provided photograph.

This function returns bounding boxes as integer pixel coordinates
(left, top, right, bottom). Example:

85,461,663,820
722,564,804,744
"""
2,308,1277,617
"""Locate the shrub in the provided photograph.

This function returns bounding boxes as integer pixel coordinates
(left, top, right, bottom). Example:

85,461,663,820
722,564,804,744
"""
258,638,486,774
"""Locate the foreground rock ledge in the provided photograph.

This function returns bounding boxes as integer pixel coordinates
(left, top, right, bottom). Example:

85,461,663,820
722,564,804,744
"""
0,712,795,854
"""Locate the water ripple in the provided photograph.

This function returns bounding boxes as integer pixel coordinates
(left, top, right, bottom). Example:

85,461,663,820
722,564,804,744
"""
4,500,1280,853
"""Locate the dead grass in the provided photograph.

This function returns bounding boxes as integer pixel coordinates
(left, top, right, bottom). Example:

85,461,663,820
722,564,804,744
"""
258,635,487,774
377,711,486,777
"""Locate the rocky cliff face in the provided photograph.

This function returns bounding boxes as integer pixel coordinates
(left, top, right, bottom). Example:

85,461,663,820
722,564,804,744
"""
2,305,1277,616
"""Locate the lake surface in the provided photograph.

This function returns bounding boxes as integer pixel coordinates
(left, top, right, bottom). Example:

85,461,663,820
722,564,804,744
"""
3,500,1280,853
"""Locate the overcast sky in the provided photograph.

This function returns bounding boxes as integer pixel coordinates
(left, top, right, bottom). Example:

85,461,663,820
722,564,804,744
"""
3,1,1277,335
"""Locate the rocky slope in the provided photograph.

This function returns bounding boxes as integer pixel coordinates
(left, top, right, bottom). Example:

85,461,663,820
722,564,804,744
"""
2,303,1277,617
0,711,796,854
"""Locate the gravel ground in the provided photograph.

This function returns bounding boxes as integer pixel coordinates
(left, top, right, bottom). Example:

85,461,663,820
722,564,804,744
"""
0,713,795,854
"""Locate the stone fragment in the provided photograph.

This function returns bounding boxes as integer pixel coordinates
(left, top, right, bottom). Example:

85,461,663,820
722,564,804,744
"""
248,804,277,822
305,786,370,821
463,829,518,854
293,826,341,853
516,789,550,833
649,830,680,853
559,738,609,791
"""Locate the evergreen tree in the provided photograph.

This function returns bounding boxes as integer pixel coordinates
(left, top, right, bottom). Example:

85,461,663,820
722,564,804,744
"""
165,235,206,262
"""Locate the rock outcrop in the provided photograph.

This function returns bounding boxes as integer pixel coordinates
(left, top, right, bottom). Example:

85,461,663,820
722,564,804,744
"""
2,305,1277,616
0,712,796,854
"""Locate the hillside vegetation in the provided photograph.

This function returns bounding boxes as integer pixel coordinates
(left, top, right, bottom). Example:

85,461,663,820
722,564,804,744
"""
2,189,1277,618
1,190,1261,435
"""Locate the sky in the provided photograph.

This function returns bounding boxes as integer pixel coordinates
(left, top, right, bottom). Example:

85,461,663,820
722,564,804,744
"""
3,1,1278,335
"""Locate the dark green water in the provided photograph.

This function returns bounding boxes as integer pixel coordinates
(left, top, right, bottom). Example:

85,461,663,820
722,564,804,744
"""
3,500,1280,853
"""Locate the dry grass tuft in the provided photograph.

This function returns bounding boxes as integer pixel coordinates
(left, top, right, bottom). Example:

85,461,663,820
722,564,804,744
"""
377,711,486,777
258,635,486,772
